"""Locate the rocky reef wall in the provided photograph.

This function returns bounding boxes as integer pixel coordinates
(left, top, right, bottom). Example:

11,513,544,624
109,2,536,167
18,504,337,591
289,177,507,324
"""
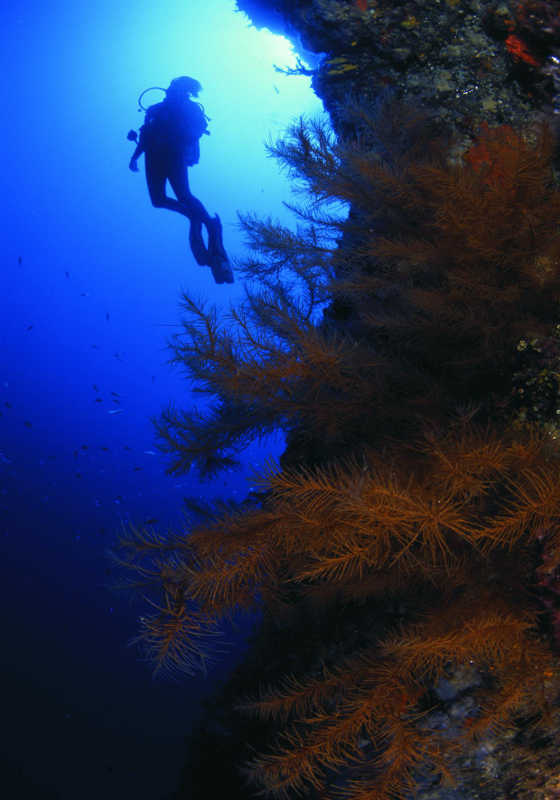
237,0,560,145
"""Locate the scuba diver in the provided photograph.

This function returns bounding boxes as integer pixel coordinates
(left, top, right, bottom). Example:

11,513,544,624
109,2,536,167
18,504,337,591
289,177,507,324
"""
128,76,233,284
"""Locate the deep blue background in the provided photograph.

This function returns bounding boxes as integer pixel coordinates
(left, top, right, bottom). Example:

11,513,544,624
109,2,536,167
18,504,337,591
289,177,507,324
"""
0,1,324,796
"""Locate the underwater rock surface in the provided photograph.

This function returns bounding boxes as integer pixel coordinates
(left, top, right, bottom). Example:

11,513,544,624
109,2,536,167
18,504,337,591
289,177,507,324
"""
238,0,560,140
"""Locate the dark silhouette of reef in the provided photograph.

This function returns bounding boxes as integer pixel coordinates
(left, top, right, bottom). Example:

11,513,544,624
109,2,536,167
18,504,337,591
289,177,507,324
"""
114,97,560,799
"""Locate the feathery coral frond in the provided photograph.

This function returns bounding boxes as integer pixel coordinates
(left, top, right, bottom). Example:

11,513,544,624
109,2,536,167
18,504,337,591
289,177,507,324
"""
131,594,223,680
117,97,560,800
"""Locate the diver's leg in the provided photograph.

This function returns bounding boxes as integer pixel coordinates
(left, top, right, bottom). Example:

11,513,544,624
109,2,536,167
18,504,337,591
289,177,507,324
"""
168,162,232,282
167,165,214,266
145,151,193,218
145,151,172,209
167,163,212,224
145,153,211,265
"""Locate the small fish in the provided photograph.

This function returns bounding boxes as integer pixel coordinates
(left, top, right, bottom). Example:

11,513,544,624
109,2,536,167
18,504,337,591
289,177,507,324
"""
106,312,110,321
26,325,33,331
144,518,158,525
0,452,12,464
95,397,102,403
123,445,131,451
65,271,70,278
100,446,110,452
24,420,32,428
18,256,22,265
91,344,100,350
81,444,88,450
108,408,123,415
75,472,82,479
111,391,120,397
273,85,279,94
73,449,78,459
133,466,143,471
80,292,89,297
355,0,367,10
4,402,12,408
144,450,157,455
93,384,100,392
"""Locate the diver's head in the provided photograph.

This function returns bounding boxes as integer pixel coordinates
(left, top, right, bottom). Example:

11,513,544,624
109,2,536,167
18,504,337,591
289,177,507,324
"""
166,76,202,100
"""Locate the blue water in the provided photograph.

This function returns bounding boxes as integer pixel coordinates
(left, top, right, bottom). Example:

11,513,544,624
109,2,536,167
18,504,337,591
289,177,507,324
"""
1,1,323,796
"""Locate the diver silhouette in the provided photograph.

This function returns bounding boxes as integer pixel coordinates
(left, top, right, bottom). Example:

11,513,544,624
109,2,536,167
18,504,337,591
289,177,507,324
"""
128,76,233,284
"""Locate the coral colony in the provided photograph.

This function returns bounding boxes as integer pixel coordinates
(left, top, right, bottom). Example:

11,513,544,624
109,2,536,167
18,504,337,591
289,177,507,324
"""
115,95,560,799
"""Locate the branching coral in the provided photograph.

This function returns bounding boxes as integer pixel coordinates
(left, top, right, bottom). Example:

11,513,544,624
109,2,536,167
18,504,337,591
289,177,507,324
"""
115,97,560,798
153,98,560,475
117,420,560,796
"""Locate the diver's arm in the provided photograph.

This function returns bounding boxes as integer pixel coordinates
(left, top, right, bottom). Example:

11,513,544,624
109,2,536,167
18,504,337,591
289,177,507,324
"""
129,144,143,171
129,125,147,171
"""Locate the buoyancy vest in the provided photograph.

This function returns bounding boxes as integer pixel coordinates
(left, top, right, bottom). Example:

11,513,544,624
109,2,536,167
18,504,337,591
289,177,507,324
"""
140,99,208,165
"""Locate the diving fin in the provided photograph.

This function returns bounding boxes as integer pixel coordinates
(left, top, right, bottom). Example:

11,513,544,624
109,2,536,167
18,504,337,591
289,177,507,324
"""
189,225,210,266
207,215,234,284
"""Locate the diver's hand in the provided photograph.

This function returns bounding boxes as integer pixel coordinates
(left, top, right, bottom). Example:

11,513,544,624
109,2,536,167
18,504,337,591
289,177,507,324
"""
129,158,139,172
